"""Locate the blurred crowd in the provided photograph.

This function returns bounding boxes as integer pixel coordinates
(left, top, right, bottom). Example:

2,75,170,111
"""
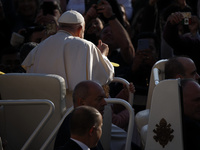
0,0,200,149
0,0,200,109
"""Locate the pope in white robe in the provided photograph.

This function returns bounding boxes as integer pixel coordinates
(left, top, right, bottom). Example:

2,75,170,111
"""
22,10,114,110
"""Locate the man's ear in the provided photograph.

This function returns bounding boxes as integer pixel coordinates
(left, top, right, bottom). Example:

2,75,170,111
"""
77,98,85,106
89,126,95,136
78,25,84,38
73,25,83,37
176,74,183,79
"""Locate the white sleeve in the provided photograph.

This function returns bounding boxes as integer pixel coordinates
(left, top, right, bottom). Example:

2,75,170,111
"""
88,46,114,85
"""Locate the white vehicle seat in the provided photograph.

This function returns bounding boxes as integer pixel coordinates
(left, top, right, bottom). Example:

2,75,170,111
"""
0,73,66,149
144,79,184,150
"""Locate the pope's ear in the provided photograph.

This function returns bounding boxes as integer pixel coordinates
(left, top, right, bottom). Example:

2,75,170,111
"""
78,25,83,36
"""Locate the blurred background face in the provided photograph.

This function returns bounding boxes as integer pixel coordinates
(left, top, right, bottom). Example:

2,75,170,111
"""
29,30,45,43
86,18,104,37
137,38,156,51
85,18,103,45
16,0,38,17
35,0,61,28
100,26,117,50
40,0,61,16
136,38,158,65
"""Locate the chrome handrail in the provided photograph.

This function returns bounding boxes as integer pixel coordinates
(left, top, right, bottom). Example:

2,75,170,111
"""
0,99,55,150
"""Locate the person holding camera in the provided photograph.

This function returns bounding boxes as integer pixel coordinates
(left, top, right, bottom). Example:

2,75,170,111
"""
163,12,200,74
182,15,200,39
32,0,62,41
35,0,62,28
98,0,135,77
10,0,62,47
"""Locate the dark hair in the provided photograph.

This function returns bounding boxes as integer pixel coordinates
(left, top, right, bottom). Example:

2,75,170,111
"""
136,32,160,51
39,0,62,15
22,25,45,43
70,106,101,136
20,42,38,62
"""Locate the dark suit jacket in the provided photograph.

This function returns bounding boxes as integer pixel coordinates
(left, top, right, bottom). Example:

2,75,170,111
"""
61,139,83,150
183,116,200,150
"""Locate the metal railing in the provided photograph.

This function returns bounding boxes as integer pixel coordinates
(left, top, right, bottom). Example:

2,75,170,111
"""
0,99,55,150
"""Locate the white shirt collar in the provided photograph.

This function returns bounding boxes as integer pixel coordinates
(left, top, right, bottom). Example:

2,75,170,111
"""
71,138,90,150
58,30,72,36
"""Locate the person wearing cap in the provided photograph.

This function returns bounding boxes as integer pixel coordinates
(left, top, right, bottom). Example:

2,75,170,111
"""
21,10,114,110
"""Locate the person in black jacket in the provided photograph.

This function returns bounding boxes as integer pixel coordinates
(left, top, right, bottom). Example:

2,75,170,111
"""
54,80,106,150
163,12,200,74
61,106,103,150
181,79,200,150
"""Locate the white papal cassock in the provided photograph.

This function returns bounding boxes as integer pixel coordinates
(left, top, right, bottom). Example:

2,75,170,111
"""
22,30,114,109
